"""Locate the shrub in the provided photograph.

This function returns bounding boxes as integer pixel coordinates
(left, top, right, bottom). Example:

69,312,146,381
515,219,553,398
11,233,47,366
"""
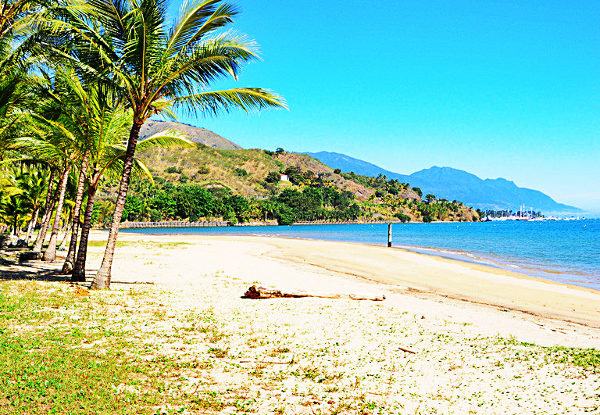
265,171,281,184
165,166,183,174
234,168,248,177
197,166,210,175
276,205,296,225
149,209,162,222
333,168,341,174
394,212,411,222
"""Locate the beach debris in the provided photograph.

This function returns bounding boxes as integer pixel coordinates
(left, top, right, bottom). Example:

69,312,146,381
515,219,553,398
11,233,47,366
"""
238,359,289,365
72,285,90,297
398,346,417,354
242,285,385,301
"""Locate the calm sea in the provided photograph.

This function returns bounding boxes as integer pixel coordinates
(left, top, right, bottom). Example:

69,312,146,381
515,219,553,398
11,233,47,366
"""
123,220,600,291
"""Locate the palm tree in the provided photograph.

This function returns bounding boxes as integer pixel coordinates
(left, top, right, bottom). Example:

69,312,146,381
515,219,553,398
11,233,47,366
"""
61,160,86,272
16,168,48,244
31,168,56,250
51,0,286,288
0,193,32,236
71,129,194,281
14,108,82,260
69,108,195,281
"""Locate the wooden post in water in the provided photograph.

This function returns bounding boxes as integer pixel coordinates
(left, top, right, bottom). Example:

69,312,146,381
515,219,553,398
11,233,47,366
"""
388,223,392,247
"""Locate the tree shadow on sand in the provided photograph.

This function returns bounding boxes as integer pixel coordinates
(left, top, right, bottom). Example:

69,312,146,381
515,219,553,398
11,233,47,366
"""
0,257,152,286
0,257,77,282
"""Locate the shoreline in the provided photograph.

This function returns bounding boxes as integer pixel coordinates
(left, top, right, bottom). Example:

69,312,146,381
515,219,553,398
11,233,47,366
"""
109,230,600,330
117,220,600,293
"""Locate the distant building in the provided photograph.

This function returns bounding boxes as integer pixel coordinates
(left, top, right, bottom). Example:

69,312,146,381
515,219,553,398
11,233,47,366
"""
280,174,289,182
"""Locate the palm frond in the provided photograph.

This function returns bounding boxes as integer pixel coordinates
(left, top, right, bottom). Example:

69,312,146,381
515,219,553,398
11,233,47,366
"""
136,128,194,150
162,32,259,88
174,87,287,117
167,0,238,56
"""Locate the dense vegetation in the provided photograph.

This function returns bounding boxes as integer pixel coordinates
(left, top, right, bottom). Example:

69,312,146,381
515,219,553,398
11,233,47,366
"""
0,0,285,289
88,148,479,227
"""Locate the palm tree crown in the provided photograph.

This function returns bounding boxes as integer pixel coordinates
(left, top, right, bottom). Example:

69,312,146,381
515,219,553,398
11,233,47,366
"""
36,0,286,288
60,0,286,124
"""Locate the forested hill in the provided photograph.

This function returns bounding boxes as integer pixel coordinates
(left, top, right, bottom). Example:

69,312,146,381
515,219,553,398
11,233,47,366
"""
307,151,578,214
91,144,479,227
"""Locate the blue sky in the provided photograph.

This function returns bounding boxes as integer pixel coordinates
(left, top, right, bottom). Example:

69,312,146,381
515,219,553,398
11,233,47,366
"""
167,0,600,213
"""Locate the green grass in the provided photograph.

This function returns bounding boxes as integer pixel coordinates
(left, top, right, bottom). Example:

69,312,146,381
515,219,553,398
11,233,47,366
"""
2,279,598,415
543,346,600,370
497,336,600,372
0,281,182,414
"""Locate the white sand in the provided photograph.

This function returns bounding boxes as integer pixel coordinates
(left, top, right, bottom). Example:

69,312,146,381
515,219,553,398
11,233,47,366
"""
79,231,600,413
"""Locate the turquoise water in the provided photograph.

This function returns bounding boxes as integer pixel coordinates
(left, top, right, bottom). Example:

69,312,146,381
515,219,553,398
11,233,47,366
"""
123,220,600,291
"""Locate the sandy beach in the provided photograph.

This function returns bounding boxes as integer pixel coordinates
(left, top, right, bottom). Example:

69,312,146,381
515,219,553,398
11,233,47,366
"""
6,230,599,413
100,230,600,333
82,230,599,413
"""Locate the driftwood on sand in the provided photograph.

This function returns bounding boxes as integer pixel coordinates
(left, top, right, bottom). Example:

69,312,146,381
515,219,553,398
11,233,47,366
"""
242,285,385,301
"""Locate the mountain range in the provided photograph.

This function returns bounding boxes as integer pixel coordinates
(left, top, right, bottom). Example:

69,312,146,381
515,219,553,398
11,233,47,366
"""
305,151,579,214
138,120,578,214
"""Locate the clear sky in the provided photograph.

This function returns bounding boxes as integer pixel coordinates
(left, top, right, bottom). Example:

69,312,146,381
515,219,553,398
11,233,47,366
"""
167,0,600,213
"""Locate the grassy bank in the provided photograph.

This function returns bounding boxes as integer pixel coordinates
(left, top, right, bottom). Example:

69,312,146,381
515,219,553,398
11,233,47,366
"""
1,276,599,414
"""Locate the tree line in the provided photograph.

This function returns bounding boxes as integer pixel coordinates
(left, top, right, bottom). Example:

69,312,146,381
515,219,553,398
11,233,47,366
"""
93,177,365,227
0,0,285,289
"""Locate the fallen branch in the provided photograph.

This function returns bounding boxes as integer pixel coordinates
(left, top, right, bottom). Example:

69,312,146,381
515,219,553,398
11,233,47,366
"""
239,359,290,365
242,285,385,301
398,346,417,354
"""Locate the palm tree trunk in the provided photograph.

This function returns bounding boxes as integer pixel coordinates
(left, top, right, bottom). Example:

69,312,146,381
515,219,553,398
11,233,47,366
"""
59,207,73,251
11,215,18,236
43,167,70,262
32,170,56,251
91,122,141,289
33,184,59,251
24,206,40,245
71,178,98,282
62,161,87,274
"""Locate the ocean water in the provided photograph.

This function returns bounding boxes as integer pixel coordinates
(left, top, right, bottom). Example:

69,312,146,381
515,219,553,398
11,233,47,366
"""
123,220,600,291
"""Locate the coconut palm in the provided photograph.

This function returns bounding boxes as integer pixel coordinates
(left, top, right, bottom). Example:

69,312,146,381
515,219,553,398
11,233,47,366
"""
14,110,81,260
25,63,194,279
31,168,56,250
49,0,286,288
16,168,48,244
69,106,195,281
0,193,32,236
0,0,40,41
70,127,194,281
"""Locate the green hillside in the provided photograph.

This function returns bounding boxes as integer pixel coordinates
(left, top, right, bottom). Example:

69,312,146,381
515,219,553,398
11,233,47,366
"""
92,144,479,226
